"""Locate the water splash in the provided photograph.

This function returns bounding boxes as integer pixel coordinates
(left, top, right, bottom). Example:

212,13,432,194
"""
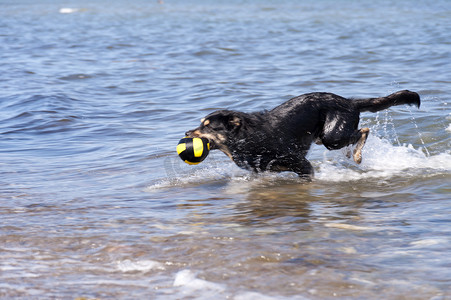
384,109,401,146
408,106,431,157
147,134,450,190
315,135,450,182
147,154,248,191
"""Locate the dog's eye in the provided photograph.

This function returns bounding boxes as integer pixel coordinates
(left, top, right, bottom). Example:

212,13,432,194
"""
203,119,210,127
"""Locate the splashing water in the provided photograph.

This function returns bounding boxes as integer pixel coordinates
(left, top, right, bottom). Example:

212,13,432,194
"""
315,134,450,182
408,106,431,157
148,133,450,191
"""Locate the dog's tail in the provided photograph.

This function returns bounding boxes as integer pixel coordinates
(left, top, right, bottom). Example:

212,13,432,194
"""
354,90,420,113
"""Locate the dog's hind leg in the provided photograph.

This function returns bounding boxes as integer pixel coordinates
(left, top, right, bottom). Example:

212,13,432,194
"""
322,126,369,164
320,112,370,163
321,113,360,150
352,128,369,164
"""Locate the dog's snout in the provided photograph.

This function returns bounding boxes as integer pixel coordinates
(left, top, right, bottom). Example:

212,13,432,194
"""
185,129,197,137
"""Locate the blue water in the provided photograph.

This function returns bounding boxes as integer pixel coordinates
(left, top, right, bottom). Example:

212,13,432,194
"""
1,0,450,299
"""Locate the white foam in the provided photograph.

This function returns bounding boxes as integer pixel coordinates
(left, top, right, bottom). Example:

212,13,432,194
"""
173,269,225,295
171,270,311,299
59,8,79,14
116,259,165,273
315,135,451,182
410,238,447,247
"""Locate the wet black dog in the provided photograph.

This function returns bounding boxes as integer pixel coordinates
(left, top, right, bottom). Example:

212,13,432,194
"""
185,90,420,178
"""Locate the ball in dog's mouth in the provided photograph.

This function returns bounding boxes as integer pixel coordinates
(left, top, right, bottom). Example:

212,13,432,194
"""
176,137,210,165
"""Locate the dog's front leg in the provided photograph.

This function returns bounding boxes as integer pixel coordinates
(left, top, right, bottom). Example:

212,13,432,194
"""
268,156,314,180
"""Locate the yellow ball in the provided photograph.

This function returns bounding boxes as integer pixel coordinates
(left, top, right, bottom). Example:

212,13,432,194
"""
176,137,210,165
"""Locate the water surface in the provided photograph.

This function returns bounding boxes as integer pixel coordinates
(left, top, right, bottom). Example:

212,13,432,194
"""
1,0,450,299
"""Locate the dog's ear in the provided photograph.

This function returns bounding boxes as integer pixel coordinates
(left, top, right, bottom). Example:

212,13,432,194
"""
227,115,241,130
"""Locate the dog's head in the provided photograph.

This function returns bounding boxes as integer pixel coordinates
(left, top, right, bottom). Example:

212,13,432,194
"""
185,110,243,158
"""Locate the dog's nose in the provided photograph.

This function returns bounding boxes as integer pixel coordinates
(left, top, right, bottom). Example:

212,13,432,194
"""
185,130,193,137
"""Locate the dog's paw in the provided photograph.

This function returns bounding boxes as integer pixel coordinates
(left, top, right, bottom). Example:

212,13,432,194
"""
353,149,363,164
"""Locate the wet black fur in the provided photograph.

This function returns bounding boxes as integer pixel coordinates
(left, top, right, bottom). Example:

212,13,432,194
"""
186,90,420,178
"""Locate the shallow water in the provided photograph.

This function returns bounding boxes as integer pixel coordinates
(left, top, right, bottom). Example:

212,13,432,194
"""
1,0,450,299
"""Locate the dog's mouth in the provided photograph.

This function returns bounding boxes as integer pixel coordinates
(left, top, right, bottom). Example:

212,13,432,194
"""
185,128,234,160
185,129,215,149
185,129,217,149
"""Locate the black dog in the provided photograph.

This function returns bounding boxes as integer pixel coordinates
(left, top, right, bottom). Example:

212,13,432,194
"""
185,90,420,178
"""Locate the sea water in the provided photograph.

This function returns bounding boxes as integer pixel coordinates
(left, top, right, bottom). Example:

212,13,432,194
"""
1,0,450,298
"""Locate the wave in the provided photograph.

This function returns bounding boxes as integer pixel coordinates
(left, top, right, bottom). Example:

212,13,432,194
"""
0,94,84,136
116,259,165,273
172,269,308,300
